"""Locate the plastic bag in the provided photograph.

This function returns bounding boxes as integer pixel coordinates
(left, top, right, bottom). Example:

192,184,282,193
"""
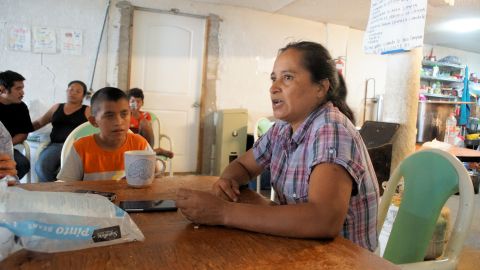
0,187,144,261
0,121,19,184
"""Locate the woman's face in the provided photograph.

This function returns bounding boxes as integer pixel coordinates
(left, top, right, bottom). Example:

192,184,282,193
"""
270,49,329,131
66,83,85,104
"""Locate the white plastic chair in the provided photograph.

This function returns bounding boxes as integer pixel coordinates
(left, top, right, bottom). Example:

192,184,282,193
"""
148,112,174,176
253,117,275,200
60,122,100,167
378,148,474,270
14,141,31,183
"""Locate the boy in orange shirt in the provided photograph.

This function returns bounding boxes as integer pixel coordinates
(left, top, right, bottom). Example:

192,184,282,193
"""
57,87,151,181
127,88,174,158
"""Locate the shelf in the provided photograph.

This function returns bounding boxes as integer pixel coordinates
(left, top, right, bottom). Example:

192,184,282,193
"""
421,75,464,83
421,93,457,100
470,82,480,91
422,60,466,69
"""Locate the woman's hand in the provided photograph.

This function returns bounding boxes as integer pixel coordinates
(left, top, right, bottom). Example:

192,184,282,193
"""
176,188,228,225
212,178,241,202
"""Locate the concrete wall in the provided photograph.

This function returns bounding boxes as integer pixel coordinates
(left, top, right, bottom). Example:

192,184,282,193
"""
0,0,390,133
0,0,109,125
122,0,390,129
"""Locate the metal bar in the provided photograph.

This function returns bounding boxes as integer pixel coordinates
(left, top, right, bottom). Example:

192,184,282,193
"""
134,6,208,19
89,0,111,93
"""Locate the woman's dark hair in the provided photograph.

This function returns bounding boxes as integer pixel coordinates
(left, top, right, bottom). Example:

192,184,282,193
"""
279,41,355,124
68,80,87,97
127,88,144,100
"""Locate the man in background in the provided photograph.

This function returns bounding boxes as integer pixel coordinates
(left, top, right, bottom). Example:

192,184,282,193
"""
0,70,34,179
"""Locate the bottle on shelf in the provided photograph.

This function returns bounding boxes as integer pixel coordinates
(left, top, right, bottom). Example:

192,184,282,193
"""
444,113,457,145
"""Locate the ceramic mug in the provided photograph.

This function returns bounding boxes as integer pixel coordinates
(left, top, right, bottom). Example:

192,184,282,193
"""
124,150,166,188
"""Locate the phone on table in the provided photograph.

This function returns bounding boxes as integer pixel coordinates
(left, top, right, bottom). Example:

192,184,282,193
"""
74,190,117,202
119,200,177,212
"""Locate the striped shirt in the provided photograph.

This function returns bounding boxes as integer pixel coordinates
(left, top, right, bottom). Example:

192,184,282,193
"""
253,102,379,251
57,133,150,181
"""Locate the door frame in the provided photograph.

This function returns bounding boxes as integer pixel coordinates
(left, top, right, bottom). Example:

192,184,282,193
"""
125,6,212,174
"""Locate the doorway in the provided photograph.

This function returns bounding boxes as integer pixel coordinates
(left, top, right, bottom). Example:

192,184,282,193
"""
129,10,206,173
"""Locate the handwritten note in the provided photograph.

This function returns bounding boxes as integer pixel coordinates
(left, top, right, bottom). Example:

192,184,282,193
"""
363,0,427,54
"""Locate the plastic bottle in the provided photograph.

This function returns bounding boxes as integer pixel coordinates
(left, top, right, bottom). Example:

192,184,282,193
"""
129,100,137,110
445,113,457,145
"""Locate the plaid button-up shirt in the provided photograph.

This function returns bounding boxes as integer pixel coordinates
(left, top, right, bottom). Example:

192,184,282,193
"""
253,102,379,251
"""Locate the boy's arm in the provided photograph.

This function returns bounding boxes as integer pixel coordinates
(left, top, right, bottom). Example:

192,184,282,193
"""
57,147,84,181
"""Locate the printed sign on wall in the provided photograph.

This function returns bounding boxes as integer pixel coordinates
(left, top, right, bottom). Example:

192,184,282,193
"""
363,0,427,54
33,27,56,54
61,29,83,55
8,25,31,51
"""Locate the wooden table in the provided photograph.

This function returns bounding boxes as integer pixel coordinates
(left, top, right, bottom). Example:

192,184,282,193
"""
1,176,399,270
447,145,480,162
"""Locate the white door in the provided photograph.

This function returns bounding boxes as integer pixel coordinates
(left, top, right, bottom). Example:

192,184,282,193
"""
130,10,206,173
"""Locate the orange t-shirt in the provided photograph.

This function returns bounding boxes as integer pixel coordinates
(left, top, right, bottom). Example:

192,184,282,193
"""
130,111,151,133
57,133,150,181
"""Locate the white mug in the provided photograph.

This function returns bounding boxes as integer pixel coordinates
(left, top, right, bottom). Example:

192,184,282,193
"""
124,150,166,188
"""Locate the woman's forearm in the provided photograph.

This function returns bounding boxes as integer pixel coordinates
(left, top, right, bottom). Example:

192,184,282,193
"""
219,160,253,186
223,202,343,239
219,149,263,186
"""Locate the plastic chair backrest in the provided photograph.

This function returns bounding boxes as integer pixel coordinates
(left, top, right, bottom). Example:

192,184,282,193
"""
60,122,99,167
147,112,174,176
253,117,275,199
378,148,474,268
254,118,274,141
149,112,161,148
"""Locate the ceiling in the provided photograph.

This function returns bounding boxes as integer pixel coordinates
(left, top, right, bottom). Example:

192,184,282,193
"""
192,0,480,54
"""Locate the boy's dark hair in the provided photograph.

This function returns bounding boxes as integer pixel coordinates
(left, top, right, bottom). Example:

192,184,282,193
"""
90,87,128,115
0,70,26,93
68,80,88,96
127,88,144,100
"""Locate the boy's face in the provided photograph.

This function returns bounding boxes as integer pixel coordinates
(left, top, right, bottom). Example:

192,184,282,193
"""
129,96,143,111
1,81,25,104
89,99,131,140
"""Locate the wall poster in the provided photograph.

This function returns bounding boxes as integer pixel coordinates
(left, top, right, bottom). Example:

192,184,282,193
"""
8,25,31,51
61,29,83,55
33,27,56,53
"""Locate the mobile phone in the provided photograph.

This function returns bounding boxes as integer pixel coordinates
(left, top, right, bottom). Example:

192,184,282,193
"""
119,200,177,212
74,190,117,202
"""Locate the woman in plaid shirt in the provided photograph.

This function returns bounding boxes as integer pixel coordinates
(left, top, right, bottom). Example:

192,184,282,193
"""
177,41,379,251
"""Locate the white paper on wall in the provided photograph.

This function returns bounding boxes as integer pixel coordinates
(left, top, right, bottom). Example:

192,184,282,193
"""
32,27,56,54
8,25,31,51
61,29,83,55
363,0,427,55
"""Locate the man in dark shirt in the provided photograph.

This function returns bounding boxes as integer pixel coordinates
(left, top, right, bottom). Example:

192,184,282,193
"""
0,70,34,179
